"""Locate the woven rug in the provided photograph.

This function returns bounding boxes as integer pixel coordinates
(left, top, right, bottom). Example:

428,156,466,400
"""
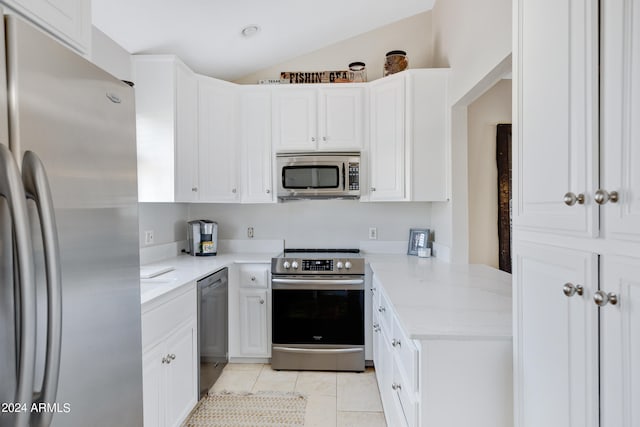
183,391,307,427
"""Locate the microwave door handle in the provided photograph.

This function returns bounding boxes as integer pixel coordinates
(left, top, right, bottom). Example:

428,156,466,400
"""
22,151,62,427
0,145,37,427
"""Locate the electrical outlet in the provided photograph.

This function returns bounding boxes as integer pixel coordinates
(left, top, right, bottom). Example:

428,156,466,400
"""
368,227,378,240
247,227,254,238
144,230,154,245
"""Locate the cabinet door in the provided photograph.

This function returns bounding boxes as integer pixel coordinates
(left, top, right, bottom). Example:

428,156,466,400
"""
164,321,197,427
272,89,317,151
175,62,199,202
513,0,599,236
241,90,274,203
513,242,598,427
600,255,640,427
318,87,363,150
239,289,268,356
2,0,91,54
369,77,405,201
198,76,239,202
600,0,640,242
142,345,165,427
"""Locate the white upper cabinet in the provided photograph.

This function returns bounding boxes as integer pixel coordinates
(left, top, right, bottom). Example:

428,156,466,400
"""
174,62,199,202
197,76,240,202
272,88,317,151
1,0,91,55
318,87,364,150
240,89,274,203
514,0,599,237
133,55,198,203
600,0,640,243
272,85,364,152
367,69,449,202
369,76,406,201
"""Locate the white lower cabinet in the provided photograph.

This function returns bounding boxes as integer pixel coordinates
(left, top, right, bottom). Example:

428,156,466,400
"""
141,285,198,427
514,242,640,427
239,289,269,356
372,277,512,427
231,264,271,359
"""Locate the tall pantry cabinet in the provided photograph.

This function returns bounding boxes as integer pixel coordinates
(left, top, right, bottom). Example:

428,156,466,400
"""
513,1,640,427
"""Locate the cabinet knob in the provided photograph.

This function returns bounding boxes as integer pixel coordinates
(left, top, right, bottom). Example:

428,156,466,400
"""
391,383,402,391
266,189,271,194
191,187,198,192
370,287,376,294
311,137,316,142
371,187,376,192
232,188,237,193
322,136,327,142
259,298,265,304
378,306,385,313
251,276,256,281
594,189,619,205
169,353,176,360
593,290,618,307
563,192,585,206
391,338,401,348
161,357,169,364
373,323,380,332
562,283,584,297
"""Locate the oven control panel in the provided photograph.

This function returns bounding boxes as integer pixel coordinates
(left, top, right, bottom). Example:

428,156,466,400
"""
302,259,333,271
271,257,365,275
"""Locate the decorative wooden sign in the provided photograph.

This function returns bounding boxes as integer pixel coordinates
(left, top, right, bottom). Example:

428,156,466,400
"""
280,71,350,84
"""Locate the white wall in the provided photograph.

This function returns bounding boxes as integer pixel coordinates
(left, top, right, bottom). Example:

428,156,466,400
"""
90,27,132,81
234,12,433,84
467,79,512,268
188,201,431,249
429,0,512,262
138,203,189,248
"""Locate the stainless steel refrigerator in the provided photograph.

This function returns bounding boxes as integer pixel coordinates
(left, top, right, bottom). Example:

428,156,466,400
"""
0,14,143,427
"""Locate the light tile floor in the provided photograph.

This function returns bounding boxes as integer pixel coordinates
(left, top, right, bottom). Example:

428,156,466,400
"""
210,364,387,427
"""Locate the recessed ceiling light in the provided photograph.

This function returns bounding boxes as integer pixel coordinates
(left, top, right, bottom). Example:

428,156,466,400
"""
241,25,260,38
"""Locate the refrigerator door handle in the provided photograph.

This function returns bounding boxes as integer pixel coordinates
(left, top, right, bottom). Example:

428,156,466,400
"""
22,151,62,427
0,144,36,427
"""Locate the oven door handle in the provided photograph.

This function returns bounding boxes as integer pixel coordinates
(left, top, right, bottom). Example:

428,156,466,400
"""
272,346,364,355
271,278,364,290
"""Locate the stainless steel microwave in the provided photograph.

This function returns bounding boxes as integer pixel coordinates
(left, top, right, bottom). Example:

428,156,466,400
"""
276,152,361,200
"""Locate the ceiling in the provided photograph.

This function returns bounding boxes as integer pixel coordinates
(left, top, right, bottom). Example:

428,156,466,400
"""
92,0,435,81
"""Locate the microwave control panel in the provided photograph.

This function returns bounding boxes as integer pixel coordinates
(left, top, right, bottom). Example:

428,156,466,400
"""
348,162,359,191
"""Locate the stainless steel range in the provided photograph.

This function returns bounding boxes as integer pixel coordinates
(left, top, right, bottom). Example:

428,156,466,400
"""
271,249,365,372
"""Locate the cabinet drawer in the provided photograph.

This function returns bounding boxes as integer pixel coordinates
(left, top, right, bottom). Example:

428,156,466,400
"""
393,361,419,427
239,264,269,288
142,286,196,349
392,315,419,393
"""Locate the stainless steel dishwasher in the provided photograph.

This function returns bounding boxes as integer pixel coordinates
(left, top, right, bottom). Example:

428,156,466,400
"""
197,267,228,397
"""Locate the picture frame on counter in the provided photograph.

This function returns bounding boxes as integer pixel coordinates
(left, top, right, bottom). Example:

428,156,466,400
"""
407,228,430,256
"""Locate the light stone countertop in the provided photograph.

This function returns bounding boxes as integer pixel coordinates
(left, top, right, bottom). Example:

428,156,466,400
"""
365,254,513,340
140,252,276,307
141,252,512,340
